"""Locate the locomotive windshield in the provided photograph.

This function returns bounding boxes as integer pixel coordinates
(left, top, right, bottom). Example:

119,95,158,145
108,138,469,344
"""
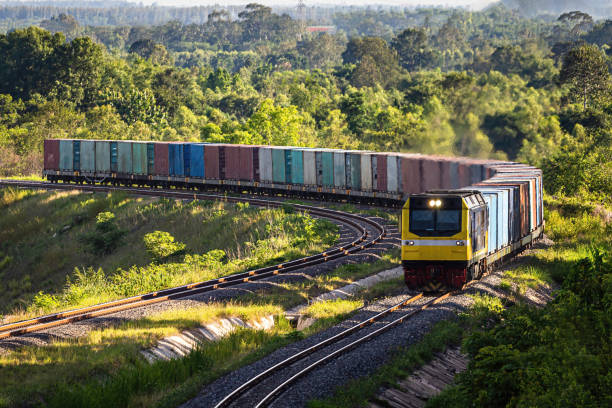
408,196,462,236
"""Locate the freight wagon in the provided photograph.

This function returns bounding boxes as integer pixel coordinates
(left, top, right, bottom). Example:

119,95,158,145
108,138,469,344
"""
43,139,503,205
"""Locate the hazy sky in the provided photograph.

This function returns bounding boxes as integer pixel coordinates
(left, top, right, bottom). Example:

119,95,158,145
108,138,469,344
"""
129,1,497,9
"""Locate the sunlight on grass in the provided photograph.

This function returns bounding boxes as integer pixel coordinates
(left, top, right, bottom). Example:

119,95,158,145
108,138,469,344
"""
303,298,363,319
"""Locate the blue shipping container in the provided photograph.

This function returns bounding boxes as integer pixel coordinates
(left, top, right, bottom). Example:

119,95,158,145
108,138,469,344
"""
188,143,205,178
169,143,185,177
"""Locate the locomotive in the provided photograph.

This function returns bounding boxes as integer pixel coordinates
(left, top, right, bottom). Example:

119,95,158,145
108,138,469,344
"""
402,178,544,291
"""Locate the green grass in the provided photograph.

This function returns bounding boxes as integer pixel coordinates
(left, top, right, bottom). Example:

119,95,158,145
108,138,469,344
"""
0,187,339,318
0,252,404,408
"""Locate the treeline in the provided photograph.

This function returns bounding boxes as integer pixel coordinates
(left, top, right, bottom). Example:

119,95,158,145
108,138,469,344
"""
0,4,610,201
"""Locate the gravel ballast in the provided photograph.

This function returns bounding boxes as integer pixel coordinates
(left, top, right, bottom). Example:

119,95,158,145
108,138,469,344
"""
182,239,555,408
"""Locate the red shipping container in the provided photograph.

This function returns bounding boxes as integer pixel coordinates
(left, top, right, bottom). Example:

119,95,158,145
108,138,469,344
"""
224,145,241,180
44,139,60,170
399,154,420,194
154,142,169,176
205,145,220,179
421,157,441,191
438,157,453,189
238,145,255,180
375,154,387,192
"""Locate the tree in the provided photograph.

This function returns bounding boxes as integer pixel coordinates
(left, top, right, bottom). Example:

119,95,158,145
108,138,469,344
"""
558,11,593,37
391,28,434,71
143,231,186,263
342,37,401,88
246,99,311,145
559,44,611,109
297,33,344,69
128,39,172,65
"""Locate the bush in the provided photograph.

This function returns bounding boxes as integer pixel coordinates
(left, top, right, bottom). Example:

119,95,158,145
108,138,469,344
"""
80,212,126,255
143,231,186,262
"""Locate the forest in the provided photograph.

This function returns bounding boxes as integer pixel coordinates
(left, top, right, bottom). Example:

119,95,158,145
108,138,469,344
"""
0,1,610,203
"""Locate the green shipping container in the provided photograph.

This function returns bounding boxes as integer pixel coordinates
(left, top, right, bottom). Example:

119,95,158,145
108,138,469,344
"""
272,147,286,183
321,151,334,187
291,149,304,184
96,141,111,172
59,139,73,171
333,151,346,188
147,143,155,175
80,140,96,172
132,142,148,175
117,141,132,174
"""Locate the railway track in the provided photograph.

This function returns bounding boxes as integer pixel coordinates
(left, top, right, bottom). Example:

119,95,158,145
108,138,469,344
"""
0,180,388,340
213,292,451,408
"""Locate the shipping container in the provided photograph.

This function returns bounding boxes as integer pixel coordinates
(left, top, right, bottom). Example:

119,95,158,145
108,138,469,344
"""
303,149,316,185
347,152,361,190
117,141,132,174
360,153,373,191
77,140,94,172
205,144,220,179
188,143,205,178
44,139,60,170
258,147,273,183
239,145,257,181
95,141,110,173
110,142,118,173
480,179,529,238
386,154,399,193
291,149,304,184
457,160,471,188
420,157,440,192
399,154,420,194
316,150,334,187
132,142,148,175
333,151,346,188
449,161,460,189
154,142,169,176
482,192,498,252
224,144,241,180
375,154,387,192
284,149,293,184
474,187,509,250
73,140,81,171
169,143,184,177
147,143,155,175
271,147,286,184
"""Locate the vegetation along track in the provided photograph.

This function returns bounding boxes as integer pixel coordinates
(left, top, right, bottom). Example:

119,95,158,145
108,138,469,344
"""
213,292,451,408
0,179,387,340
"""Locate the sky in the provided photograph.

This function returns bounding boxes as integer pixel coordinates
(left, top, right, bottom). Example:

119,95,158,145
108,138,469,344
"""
128,1,498,9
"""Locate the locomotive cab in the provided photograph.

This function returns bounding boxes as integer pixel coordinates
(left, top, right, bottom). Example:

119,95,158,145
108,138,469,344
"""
401,190,488,291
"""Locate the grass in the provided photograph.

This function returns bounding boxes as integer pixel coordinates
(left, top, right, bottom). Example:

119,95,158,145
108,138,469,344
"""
0,187,339,318
0,251,404,408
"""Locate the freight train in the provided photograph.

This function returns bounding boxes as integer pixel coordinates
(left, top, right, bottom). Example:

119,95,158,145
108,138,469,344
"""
42,139,543,290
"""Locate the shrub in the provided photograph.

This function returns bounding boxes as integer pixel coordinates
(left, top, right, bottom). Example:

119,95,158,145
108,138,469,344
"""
143,231,186,262
80,211,126,255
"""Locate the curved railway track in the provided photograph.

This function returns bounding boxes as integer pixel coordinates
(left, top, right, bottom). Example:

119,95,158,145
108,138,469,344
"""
0,179,388,340
213,292,451,408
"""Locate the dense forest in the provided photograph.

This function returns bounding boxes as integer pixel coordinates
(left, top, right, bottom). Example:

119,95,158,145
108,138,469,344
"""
0,2,610,201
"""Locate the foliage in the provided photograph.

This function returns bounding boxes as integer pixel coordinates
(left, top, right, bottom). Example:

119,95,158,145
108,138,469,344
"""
559,44,611,109
80,211,126,255
143,231,187,263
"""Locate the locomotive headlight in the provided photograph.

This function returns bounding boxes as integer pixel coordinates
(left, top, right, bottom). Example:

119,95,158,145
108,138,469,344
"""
428,199,436,207
456,241,465,246
435,199,442,207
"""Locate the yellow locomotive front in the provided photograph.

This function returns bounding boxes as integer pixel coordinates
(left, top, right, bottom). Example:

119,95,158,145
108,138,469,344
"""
401,191,488,291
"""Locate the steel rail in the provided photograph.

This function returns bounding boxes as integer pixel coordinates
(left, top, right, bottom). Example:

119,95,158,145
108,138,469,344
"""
254,293,451,408
0,181,387,339
213,293,425,408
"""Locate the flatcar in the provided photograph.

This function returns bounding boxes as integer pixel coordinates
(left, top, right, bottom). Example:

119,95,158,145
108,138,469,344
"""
42,139,507,207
